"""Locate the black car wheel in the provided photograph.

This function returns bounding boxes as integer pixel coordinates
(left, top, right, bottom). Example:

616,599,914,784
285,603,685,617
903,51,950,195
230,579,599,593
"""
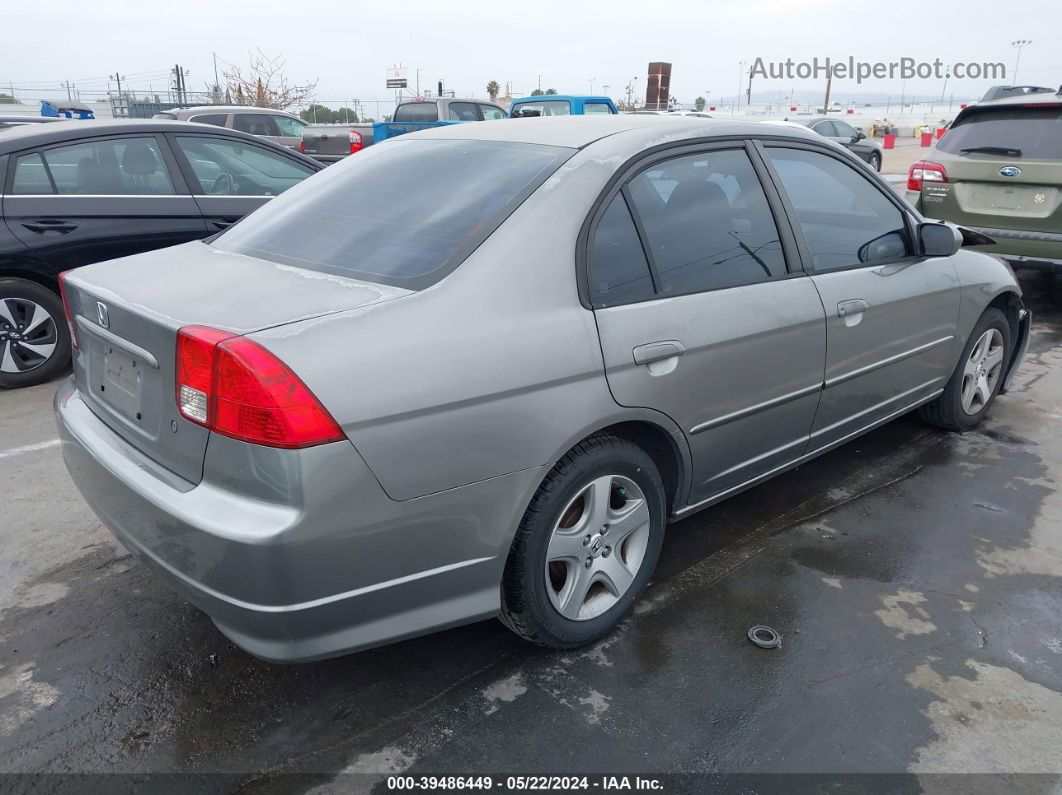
0,278,71,389
868,151,881,172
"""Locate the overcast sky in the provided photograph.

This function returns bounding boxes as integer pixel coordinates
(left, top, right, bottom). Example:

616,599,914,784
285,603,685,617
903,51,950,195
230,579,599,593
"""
4,0,1059,108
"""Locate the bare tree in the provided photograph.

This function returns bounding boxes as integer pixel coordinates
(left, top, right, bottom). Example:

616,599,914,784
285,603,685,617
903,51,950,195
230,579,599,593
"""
221,50,317,110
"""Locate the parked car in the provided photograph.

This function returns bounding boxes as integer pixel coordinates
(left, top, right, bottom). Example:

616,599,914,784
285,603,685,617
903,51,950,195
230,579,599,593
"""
56,116,1028,662
300,123,375,163
0,119,323,388
373,97,507,142
152,106,308,150
509,95,618,117
0,115,62,131
905,88,1062,270
790,116,883,171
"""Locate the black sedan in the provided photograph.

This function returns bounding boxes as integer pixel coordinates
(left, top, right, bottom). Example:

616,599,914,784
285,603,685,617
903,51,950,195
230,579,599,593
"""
793,116,883,171
0,119,323,388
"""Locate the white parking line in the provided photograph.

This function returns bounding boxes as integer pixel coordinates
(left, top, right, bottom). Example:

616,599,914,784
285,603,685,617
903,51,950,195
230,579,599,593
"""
0,439,62,459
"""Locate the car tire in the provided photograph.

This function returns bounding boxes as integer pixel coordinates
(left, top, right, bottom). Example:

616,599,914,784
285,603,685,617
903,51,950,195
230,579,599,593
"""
868,151,882,172
500,434,666,648
920,307,1011,431
0,278,71,390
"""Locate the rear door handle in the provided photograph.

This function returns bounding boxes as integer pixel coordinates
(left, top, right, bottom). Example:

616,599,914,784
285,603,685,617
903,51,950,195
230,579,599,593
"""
633,340,686,366
22,220,78,235
837,299,869,317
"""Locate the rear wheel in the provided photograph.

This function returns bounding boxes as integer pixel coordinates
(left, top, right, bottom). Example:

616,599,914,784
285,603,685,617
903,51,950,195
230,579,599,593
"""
0,278,70,390
920,307,1011,431
500,434,665,648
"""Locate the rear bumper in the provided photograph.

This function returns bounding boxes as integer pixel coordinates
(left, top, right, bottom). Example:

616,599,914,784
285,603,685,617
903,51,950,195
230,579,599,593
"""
55,379,544,662
957,225,1062,266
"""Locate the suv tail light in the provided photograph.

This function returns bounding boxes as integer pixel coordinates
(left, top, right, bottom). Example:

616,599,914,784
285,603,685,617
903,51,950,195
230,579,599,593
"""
907,160,948,192
176,326,344,449
58,271,78,351
299,139,306,153
350,129,363,154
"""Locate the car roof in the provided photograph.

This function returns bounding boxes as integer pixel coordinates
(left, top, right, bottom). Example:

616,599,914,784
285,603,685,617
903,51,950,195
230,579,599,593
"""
406,114,822,149
0,118,305,156
973,90,1062,108
166,105,301,117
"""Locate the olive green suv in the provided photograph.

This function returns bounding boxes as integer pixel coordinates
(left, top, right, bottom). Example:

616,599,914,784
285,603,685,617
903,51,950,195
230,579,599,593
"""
905,87,1062,268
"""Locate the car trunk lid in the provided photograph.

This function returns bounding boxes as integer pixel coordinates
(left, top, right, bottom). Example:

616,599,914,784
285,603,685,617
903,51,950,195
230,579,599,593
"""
62,241,411,484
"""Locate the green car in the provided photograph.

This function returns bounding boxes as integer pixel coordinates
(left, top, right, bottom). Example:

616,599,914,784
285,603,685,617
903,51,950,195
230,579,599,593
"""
905,87,1062,268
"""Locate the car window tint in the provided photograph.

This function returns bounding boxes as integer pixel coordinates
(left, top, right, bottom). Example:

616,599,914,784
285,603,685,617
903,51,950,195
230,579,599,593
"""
625,149,787,294
936,106,1062,159
589,193,656,306
479,105,506,120
36,137,175,195
212,139,569,290
12,152,53,194
767,147,909,270
174,136,315,196
394,103,438,122
232,114,277,136
584,103,612,115
189,114,227,127
271,115,306,137
448,102,480,121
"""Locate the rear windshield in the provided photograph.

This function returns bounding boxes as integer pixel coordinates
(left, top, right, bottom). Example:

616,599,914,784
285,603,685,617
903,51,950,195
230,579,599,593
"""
211,139,571,289
393,103,438,122
937,106,1062,159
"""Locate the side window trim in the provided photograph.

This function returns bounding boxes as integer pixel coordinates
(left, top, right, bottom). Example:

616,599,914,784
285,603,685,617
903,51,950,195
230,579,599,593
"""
580,139,807,309
752,139,920,273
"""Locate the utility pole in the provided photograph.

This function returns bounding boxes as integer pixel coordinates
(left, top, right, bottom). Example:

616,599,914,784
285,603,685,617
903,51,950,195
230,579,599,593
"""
823,72,832,115
63,80,72,101
213,52,221,102
111,72,125,117
747,69,753,106
735,61,745,115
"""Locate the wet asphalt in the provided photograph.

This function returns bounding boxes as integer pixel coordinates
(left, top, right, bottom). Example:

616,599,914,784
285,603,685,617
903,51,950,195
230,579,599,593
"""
1,269,1061,792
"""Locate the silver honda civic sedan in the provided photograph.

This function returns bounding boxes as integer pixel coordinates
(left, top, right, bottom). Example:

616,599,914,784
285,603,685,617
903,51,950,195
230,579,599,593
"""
55,116,1029,662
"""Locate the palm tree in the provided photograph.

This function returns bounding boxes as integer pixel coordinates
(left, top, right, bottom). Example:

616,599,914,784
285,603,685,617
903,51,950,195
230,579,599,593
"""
486,80,500,101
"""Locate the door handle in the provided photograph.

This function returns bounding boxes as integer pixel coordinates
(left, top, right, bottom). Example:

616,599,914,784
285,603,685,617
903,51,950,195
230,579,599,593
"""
837,299,869,318
22,220,78,235
633,340,686,366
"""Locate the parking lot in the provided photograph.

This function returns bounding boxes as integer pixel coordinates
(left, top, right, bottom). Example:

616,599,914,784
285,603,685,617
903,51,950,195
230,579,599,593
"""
2,265,1060,788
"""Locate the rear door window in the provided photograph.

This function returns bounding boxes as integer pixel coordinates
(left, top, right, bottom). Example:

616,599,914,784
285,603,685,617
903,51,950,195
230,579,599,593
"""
18,137,176,195
767,147,910,269
936,106,1062,159
211,139,570,289
232,113,278,137
11,152,53,194
625,148,788,295
394,102,438,122
189,113,228,127
588,193,656,306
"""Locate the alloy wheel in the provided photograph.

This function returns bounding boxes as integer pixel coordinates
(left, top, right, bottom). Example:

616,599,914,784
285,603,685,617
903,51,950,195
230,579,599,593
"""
0,298,58,374
961,328,1005,415
545,474,651,621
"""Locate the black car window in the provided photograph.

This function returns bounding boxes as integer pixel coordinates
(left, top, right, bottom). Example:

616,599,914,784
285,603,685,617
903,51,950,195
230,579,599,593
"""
936,106,1062,159
833,120,858,138
767,147,909,270
232,113,277,137
189,113,228,127
173,136,315,196
588,193,656,306
11,152,53,194
394,102,438,122
19,137,176,195
211,139,569,290
479,105,507,120
625,148,787,295
812,120,837,136
448,102,480,121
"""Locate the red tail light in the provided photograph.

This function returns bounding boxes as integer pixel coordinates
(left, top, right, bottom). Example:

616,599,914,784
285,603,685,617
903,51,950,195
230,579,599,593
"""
57,271,78,351
299,139,306,153
350,129,363,154
176,326,344,449
907,160,948,192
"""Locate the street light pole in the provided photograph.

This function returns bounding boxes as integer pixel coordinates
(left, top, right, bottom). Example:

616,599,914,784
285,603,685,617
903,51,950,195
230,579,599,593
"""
1011,39,1032,85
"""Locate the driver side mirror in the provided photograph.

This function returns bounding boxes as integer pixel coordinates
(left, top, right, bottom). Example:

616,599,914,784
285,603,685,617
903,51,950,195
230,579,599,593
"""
853,129,866,142
919,222,962,257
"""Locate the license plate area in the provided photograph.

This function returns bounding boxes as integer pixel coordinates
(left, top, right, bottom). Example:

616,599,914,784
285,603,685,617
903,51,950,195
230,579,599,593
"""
99,345,144,420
